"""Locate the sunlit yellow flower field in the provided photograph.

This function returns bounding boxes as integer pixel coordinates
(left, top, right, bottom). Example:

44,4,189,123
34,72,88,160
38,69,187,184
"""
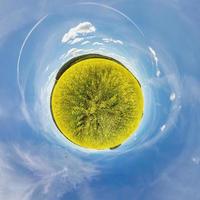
51,54,144,150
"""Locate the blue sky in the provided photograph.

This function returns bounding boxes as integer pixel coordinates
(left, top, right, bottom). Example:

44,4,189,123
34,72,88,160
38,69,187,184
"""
0,0,200,200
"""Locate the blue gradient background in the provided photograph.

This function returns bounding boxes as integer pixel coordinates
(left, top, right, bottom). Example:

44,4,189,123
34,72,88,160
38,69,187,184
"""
0,1,200,200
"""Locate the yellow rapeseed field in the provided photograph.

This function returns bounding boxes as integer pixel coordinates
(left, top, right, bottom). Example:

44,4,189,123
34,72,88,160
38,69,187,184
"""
51,54,144,150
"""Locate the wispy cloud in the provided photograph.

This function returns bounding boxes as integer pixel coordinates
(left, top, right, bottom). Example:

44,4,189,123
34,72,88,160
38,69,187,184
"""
192,157,200,165
170,92,176,101
66,48,84,57
92,42,104,46
102,38,123,45
156,69,161,77
0,143,99,200
146,118,200,200
160,124,166,132
62,22,96,43
149,46,158,66
81,41,90,45
182,76,200,105
68,37,85,45
0,91,24,122
60,48,95,59
0,1,49,47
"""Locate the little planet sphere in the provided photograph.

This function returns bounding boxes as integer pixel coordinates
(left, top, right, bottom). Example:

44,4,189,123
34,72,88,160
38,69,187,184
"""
51,54,144,150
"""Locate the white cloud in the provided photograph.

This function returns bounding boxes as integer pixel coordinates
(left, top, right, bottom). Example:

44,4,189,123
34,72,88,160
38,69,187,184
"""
156,69,161,77
170,92,176,101
161,124,166,132
59,53,66,60
62,22,96,43
60,48,95,59
102,38,123,45
69,37,84,45
0,143,99,200
81,41,90,45
66,48,84,57
92,42,104,46
149,46,158,66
